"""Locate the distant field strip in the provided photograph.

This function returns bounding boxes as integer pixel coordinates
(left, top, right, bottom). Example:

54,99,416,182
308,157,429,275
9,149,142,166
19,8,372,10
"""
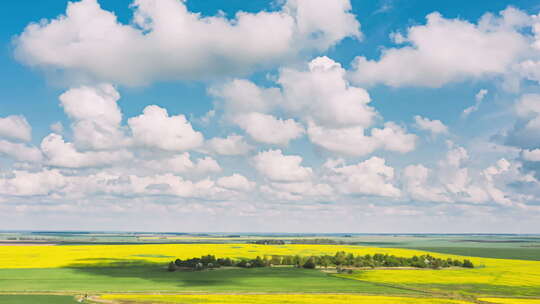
480,298,540,304
408,247,540,261
0,294,78,303
100,294,472,304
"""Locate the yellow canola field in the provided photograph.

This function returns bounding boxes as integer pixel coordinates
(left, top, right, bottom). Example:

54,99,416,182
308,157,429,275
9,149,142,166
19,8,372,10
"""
0,244,462,269
480,298,540,304
338,254,540,288
1,243,540,291
101,294,471,304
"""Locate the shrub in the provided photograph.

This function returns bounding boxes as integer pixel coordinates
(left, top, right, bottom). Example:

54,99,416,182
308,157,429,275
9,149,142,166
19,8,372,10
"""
303,258,316,269
167,261,177,272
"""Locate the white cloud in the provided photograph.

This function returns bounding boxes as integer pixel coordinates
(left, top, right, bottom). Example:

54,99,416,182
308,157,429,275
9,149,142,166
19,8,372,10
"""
0,169,66,196
0,140,42,163
59,84,126,150
41,133,131,168
349,8,530,87
67,172,231,200
14,0,360,86
414,115,448,135
0,115,32,142
402,164,450,202
307,124,378,156
324,157,401,197
217,174,255,191
278,56,376,128
50,122,64,134
522,149,540,161
371,122,417,153
211,57,416,156
260,181,333,201
233,112,304,145
128,105,203,151
283,0,361,50
139,153,221,175
209,79,279,115
308,122,416,156
401,145,531,206
205,134,253,156
253,149,312,182
212,57,377,130
505,94,540,149
211,57,415,156
462,89,488,118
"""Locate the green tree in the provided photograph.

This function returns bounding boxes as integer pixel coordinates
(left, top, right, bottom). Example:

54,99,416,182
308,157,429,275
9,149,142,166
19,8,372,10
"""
462,259,474,268
167,261,177,272
303,257,316,269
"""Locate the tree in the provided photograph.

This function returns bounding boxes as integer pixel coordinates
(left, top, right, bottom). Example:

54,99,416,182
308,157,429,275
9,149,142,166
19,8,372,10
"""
462,259,474,268
167,261,177,272
303,257,316,269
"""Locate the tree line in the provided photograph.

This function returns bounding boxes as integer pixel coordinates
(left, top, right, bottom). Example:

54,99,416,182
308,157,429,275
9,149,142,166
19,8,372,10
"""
167,251,474,271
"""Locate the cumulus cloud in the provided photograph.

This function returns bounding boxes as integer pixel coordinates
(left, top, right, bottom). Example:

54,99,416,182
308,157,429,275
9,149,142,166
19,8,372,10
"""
283,0,361,50
323,157,401,197
349,7,530,87
278,56,376,128
68,173,232,200
41,133,131,168
462,89,488,118
0,140,42,163
212,57,414,156
49,122,64,134
0,169,66,196
522,149,540,162
307,122,416,156
209,79,280,115
402,164,449,202
505,94,540,149
233,112,304,145
139,153,221,175
260,181,333,201
217,174,255,191
128,105,203,151
253,149,312,182
401,145,534,206
0,115,32,142
205,134,253,156
14,0,360,86
59,84,126,150
211,57,377,130
414,115,448,136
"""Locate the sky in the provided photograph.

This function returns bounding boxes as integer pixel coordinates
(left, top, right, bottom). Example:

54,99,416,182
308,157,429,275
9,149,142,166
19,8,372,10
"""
1,0,540,233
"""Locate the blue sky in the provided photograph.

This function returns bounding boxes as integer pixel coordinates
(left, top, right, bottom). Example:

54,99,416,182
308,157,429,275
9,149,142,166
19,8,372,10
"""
0,0,539,232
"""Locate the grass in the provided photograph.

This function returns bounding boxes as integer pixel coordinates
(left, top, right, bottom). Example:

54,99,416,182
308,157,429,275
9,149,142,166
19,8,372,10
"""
101,294,473,303
408,247,540,261
480,298,540,303
0,266,417,294
0,295,78,303
338,261,540,297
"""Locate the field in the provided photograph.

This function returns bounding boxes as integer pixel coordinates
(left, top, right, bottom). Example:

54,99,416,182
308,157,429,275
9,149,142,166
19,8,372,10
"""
0,234,539,303
0,295,79,303
0,267,413,294
100,294,473,304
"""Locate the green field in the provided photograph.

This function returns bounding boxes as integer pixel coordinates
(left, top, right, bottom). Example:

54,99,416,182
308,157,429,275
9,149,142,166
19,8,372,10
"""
0,266,418,295
0,295,78,304
407,247,540,261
